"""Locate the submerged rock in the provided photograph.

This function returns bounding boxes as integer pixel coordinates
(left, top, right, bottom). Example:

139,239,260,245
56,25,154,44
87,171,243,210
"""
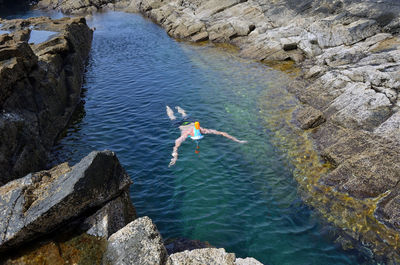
0,150,132,252
164,237,212,255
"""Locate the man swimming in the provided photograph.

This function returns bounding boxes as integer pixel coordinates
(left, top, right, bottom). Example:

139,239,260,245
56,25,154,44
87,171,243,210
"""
166,106,247,167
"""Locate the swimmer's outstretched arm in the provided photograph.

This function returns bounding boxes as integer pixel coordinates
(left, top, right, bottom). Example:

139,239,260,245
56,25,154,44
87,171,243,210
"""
200,128,247,143
169,130,191,167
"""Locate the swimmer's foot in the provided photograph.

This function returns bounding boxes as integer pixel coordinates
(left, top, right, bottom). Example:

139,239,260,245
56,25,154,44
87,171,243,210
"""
166,105,176,120
175,106,188,118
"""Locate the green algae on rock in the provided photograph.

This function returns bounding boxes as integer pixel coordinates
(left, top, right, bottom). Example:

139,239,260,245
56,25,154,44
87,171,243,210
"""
2,233,107,265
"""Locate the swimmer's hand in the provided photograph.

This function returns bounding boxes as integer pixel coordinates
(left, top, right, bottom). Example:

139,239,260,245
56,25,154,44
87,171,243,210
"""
169,151,178,167
239,140,247,144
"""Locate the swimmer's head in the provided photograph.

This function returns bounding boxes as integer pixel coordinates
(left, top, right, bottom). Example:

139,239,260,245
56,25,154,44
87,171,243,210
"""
194,121,200,130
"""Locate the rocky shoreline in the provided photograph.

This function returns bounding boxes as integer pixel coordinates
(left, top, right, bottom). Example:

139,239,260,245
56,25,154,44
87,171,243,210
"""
35,0,400,261
0,16,92,185
2,0,400,263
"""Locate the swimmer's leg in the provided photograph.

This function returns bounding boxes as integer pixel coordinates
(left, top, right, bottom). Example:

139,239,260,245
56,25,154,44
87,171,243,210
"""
166,105,176,120
175,106,188,118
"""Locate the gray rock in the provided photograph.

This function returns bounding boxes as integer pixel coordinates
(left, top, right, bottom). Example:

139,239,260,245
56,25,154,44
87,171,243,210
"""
83,190,137,238
373,111,400,142
294,105,326,130
326,82,392,131
235,257,263,265
0,150,131,251
103,216,169,265
167,248,236,265
0,16,93,185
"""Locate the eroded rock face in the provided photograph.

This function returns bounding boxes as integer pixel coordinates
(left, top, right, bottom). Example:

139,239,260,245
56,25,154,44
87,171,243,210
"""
82,190,137,238
0,16,93,185
0,150,132,252
102,216,170,265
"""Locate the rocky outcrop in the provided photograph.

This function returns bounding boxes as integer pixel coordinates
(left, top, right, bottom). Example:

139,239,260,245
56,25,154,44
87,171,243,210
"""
0,150,136,264
168,248,236,265
0,16,93,185
0,150,132,252
36,0,128,14
82,190,137,238
103,216,263,265
103,216,170,265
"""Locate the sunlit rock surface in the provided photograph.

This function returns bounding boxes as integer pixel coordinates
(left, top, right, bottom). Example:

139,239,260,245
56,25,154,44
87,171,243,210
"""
0,150,132,251
0,150,136,264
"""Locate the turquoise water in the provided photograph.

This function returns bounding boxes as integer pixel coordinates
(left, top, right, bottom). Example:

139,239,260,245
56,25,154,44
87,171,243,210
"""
5,9,369,264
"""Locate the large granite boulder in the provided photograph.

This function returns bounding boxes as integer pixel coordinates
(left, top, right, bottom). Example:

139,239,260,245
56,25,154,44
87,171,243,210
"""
167,248,235,265
102,216,169,265
0,16,93,184
0,150,132,252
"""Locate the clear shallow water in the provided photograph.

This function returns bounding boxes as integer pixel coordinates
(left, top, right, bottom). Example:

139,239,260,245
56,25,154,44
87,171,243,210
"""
6,9,368,264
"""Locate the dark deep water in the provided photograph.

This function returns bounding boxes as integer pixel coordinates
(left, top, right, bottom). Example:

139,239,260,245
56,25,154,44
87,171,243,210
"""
3,9,372,265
